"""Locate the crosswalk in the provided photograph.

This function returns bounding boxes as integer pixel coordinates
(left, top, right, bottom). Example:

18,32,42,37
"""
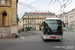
19,34,36,39
64,32,75,35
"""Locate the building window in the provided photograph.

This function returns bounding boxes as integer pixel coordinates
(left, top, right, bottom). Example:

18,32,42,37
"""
26,25,27,27
0,0,9,4
30,16,31,18
35,25,36,27
26,22,27,24
0,0,10,6
30,25,31,27
25,16,27,18
28,25,29,27
0,0,5,4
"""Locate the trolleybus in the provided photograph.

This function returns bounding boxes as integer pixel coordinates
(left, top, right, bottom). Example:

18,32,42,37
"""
42,18,65,41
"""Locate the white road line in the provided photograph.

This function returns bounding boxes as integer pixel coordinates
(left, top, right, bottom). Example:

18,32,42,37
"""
19,33,25,39
24,36,29,38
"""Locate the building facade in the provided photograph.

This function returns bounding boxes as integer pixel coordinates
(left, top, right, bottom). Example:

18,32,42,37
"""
0,0,18,38
68,9,75,27
59,13,69,27
59,8,75,27
20,12,56,31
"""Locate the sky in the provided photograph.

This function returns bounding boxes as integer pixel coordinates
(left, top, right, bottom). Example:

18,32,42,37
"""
17,0,75,19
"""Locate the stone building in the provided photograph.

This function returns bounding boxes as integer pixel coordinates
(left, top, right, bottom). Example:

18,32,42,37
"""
20,12,56,31
0,0,18,38
59,9,75,27
68,9,75,27
18,21,21,31
18,20,23,31
58,12,69,27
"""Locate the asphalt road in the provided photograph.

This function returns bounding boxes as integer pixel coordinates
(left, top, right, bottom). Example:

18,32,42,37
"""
18,31,42,38
0,31,75,50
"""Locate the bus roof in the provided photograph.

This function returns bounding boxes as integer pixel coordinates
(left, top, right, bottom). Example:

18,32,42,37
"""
45,18,61,20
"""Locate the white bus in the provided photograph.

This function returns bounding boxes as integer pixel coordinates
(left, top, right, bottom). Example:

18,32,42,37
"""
41,18,65,41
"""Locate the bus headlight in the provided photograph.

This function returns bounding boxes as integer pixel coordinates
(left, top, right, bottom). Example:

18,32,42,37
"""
45,34,48,36
45,34,49,37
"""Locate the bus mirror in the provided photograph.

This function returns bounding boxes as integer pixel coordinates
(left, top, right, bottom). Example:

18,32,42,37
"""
62,22,65,27
63,24,65,27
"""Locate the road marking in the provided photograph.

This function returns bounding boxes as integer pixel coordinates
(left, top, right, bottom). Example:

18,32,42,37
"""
24,35,36,38
24,36,30,38
19,33,25,39
64,32,75,35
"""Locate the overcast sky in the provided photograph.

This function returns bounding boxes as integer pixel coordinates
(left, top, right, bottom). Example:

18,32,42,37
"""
18,0,75,19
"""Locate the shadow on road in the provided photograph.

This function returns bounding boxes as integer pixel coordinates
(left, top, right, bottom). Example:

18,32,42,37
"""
44,40,62,42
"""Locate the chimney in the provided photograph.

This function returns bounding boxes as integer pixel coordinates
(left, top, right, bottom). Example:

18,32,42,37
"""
72,9,74,11
25,12,27,14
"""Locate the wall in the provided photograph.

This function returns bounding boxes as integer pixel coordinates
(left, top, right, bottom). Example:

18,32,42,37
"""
0,0,18,38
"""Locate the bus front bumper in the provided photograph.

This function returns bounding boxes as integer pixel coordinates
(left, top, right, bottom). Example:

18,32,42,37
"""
43,35,63,40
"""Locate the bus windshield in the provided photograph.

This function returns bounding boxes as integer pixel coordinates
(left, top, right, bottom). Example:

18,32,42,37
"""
45,20,62,32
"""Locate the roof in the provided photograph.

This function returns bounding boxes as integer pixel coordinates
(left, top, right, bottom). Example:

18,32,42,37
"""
25,12,55,14
24,12,55,16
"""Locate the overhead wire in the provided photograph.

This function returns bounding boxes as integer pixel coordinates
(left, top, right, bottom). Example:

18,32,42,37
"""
51,0,57,5
57,0,63,12
45,0,53,11
57,0,72,12
62,0,69,8
44,0,73,14
30,6,37,12
48,0,52,5
57,0,62,8
19,3,34,10
19,2,37,12
19,0,73,13
60,0,73,11
64,0,73,8
63,0,65,4
45,0,57,11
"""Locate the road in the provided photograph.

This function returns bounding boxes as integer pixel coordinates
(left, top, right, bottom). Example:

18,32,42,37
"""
0,31,75,50
18,31,42,38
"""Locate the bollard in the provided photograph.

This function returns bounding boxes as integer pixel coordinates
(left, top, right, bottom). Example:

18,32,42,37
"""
12,33,16,39
1,34,2,41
